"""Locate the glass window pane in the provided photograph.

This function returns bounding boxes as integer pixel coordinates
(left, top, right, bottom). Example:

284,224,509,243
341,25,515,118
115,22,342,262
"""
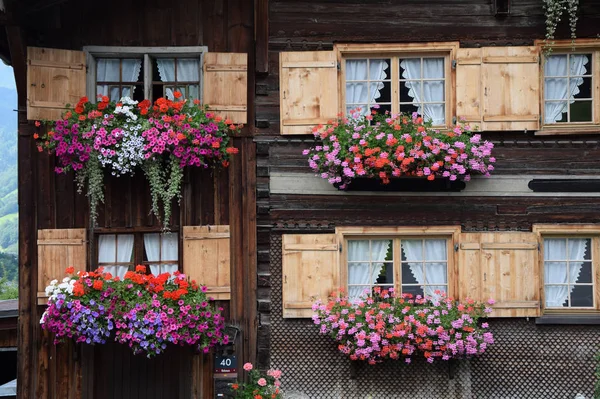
177,58,199,81
375,262,394,285
371,240,392,262
346,82,368,105
425,263,447,285
98,234,116,263
346,59,368,81
575,261,593,284
544,78,568,100
402,240,423,261
544,262,567,284
156,58,176,81
121,59,142,82
544,238,567,260
545,285,569,307
97,59,120,82
425,285,447,297
425,240,446,260
544,101,568,123
348,262,370,285
571,285,594,307
399,102,419,115
423,58,444,78
162,233,179,261
400,81,421,103
371,82,391,104
571,77,592,99
570,101,593,122
544,55,567,76
373,104,391,116
368,59,390,81
402,285,424,297
400,58,421,79
348,241,370,261
187,85,200,100
402,262,420,284
570,54,591,76
568,238,590,260
424,104,445,124
423,80,444,102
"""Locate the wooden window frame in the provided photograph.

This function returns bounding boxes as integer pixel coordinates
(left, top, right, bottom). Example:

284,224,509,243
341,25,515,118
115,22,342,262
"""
533,224,600,313
535,39,600,136
93,229,181,274
83,46,207,103
141,232,179,275
334,43,460,129
336,226,460,298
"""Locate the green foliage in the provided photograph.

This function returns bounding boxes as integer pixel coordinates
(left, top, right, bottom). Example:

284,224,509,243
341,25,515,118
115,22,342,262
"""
0,262,17,299
544,0,579,54
595,349,600,399
143,155,183,231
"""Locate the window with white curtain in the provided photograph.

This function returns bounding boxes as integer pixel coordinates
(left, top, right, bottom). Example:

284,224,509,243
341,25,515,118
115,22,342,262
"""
544,237,594,308
346,237,450,302
85,46,205,103
97,234,134,279
344,55,448,126
143,233,179,276
544,53,593,124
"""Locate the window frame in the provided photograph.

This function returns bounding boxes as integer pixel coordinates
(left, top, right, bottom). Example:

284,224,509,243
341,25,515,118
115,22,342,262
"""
336,226,460,299
533,224,600,313
334,43,459,129
83,46,207,103
535,39,600,134
93,229,182,275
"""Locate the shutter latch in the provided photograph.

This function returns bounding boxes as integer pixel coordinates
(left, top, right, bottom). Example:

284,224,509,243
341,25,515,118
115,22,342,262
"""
339,243,342,253
454,244,459,252
337,61,341,71
451,60,457,69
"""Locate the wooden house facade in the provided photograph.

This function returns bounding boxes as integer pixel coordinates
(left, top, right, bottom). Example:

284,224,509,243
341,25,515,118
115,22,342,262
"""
3,0,600,398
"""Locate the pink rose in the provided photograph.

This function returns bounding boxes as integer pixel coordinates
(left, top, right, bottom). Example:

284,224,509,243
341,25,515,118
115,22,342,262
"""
257,378,267,387
243,362,253,371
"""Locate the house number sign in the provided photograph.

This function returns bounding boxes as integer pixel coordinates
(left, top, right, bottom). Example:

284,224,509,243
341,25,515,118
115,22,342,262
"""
214,355,237,374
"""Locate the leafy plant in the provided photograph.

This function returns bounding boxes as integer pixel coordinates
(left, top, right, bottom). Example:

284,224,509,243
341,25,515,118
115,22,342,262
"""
229,363,283,399
595,349,600,399
544,0,579,54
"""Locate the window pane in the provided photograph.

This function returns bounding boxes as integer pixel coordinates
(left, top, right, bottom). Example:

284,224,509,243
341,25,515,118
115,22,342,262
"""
156,58,176,81
346,59,368,81
402,284,424,297
402,262,420,284
177,58,199,81
545,285,569,307
568,238,590,260
544,238,567,260
571,77,592,99
570,54,591,76
575,261,593,284
371,82,391,103
570,101,593,122
423,80,444,102
117,234,134,263
400,81,421,103
348,262,369,284
425,263,447,285
369,59,390,80
98,234,116,263
399,58,421,79
346,82,368,105
571,285,594,307
402,240,423,261
97,59,120,82
544,78,568,99
371,240,392,261
162,233,179,261
425,239,446,260
187,85,200,100
348,241,370,261
424,104,445,125
425,285,447,297
544,101,568,123
399,102,419,115
423,58,444,79
544,262,567,284
544,55,567,77
375,262,394,285
373,104,391,115
121,59,142,82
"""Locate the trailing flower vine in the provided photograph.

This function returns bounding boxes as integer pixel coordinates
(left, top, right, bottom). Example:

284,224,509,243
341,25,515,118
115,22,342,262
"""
35,93,240,230
544,0,579,54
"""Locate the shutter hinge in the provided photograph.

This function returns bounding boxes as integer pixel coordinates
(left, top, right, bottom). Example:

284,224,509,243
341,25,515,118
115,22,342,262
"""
339,243,342,252
337,61,341,71
538,242,541,251
452,116,457,125
451,59,457,69
454,244,459,252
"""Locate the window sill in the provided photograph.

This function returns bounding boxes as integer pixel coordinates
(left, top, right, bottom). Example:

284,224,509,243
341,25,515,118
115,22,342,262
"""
535,314,600,325
535,127,600,136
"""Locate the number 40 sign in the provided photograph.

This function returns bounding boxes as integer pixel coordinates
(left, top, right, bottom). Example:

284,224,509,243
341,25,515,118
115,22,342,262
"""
214,355,237,374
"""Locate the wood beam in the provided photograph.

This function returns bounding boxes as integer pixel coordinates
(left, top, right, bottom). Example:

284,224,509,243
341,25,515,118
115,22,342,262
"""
255,0,268,74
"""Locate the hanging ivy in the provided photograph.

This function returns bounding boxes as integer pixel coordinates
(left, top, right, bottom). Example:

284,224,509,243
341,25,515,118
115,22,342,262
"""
544,0,579,54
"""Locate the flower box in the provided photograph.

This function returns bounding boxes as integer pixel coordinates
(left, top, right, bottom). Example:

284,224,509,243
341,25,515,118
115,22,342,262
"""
334,176,466,192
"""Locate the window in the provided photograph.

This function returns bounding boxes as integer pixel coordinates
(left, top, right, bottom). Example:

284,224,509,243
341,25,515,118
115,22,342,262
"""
344,56,447,125
85,46,206,103
97,232,180,278
543,237,595,308
344,234,452,302
544,53,593,124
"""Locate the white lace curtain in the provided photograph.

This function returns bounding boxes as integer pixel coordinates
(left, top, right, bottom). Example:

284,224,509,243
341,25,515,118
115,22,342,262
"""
544,55,588,123
347,240,389,301
401,239,447,298
144,233,179,276
156,58,200,100
400,58,445,125
544,238,587,307
98,234,134,279
96,59,142,101
345,59,388,116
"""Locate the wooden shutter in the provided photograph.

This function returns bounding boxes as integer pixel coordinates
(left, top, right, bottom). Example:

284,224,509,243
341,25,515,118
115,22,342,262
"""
458,232,540,317
27,47,86,121
203,53,247,124
279,51,339,135
37,229,87,305
282,234,339,318
182,225,230,300
456,46,540,131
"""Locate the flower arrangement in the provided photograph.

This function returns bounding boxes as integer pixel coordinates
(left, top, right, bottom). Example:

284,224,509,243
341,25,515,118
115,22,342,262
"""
544,0,579,54
35,93,240,229
303,109,495,190
40,266,227,357
229,362,283,399
312,287,494,365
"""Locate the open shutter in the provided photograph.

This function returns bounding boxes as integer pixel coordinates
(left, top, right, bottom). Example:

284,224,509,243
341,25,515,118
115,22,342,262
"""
458,232,540,317
37,229,87,305
27,47,86,121
279,51,339,135
203,53,247,124
282,234,339,318
182,225,230,300
456,46,540,131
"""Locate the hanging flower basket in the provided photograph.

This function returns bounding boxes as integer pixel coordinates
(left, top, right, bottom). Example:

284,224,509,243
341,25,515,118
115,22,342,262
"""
34,94,241,230
40,266,227,357
312,287,495,365
303,108,495,190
